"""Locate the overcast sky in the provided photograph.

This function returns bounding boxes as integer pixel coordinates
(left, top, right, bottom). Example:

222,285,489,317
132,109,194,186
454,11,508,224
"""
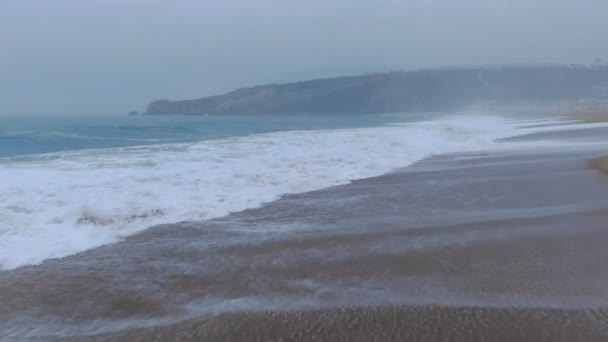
1,0,607,116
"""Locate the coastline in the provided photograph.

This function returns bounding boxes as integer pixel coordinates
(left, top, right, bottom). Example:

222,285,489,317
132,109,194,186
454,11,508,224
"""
590,155,608,175
574,111,608,123
3,143,608,341
66,306,608,342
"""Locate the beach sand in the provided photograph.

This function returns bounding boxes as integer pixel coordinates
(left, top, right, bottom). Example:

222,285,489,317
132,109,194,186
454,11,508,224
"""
590,155,608,174
573,111,608,123
70,306,608,342
2,139,608,341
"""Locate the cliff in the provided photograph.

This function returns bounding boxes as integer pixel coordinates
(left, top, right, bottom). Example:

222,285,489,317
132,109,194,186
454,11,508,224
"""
145,65,608,115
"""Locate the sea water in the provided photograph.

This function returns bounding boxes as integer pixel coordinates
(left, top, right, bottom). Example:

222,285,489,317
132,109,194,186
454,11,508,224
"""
2,112,595,270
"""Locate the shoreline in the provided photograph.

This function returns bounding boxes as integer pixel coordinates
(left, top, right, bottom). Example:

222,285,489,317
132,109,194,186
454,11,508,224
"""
3,147,608,340
68,305,608,342
573,111,608,123
0,114,518,271
590,155,608,175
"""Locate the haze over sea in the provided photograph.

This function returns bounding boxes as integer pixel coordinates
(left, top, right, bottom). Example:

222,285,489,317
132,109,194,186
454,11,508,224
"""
3,0,608,339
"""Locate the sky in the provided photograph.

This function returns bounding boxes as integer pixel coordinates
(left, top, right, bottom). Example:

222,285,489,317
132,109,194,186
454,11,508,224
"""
1,0,607,116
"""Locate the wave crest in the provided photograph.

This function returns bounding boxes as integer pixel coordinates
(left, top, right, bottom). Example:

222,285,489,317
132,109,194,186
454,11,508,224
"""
0,115,521,269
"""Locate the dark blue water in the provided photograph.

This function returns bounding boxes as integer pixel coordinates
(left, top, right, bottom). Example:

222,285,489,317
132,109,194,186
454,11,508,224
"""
0,114,418,158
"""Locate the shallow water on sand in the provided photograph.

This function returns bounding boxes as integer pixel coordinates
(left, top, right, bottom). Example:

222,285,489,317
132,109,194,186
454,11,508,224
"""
3,128,608,340
2,118,608,340
0,113,549,270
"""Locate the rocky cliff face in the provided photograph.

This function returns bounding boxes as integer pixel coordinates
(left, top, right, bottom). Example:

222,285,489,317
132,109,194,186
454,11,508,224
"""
145,66,608,115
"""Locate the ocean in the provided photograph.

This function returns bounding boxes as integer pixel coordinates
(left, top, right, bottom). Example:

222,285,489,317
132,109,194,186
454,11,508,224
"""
4,112,608,340
1,113,606,271
0,114,405,158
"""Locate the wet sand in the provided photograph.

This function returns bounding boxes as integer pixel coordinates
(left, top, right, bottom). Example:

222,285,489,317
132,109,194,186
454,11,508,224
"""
2,143,608,340
67,306,608,342
590,155,608,174
574,111,608,123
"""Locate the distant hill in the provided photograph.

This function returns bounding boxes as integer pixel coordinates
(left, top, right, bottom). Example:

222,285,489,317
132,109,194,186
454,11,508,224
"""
145,65,608,115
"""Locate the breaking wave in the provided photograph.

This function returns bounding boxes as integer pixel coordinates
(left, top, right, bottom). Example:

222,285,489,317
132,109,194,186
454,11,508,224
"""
0,115,538,269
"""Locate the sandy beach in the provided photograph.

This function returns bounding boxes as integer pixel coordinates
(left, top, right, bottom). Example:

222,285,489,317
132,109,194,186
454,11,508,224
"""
2,126,608,341
65,306,608,342
575,111,608,123
3,1,608,340
590,155,608,174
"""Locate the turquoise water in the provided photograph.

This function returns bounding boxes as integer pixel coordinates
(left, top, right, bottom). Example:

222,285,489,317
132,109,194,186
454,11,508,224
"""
0,114,413,158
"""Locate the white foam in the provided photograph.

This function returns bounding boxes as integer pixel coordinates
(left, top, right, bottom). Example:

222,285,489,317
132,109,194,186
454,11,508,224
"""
0,115,571,269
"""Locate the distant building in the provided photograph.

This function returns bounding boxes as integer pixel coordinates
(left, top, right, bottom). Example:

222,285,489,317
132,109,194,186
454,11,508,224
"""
128,110,139,116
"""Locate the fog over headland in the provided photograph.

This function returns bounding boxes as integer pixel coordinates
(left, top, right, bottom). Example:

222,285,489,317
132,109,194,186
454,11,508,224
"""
1,0,607,116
